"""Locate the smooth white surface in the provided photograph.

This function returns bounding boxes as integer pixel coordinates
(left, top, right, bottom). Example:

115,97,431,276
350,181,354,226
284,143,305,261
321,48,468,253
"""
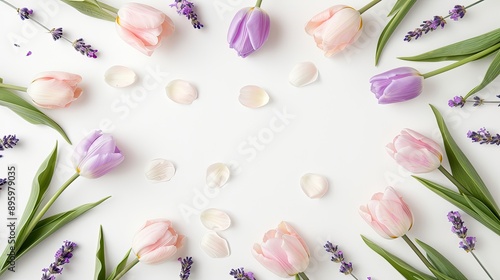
0,0,499,279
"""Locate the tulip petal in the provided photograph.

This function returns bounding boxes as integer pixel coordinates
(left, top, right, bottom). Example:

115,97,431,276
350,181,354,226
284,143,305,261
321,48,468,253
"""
227,8,250,45
252,243,291,278
289,62,319,87
206,163,230,188
139,245,177,264
200,208,231,231
144,158,176,182
117,3,166,29
201,231,230,258
104,65,137,88
166,79,198,105
305,5,348,35
239,85,269,108
300,173,329,198
246,8,270,50
77,153,124,178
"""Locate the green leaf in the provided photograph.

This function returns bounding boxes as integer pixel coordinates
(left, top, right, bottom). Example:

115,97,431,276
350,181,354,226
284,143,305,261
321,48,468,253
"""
0,88,71,144
415,239,467,280
388,0,410,16
361,235,436,280
430,105,500,218
95,225,106,280
106,249,132,280
14,197,111,260
413,176,500,235
375,0,416,65
59,0,116,21
399,29,500,62
464,50,500,99
463,195,500,229
0,143,58,272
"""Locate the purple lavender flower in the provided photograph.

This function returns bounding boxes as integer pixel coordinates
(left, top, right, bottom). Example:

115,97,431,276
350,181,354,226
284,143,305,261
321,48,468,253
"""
0,178,6,186
339,261,353,275
449,5,466,20
72,38,98,58
41,240,77,279
448,96,465,107
449,95,500,108
18,7,33,20
229,267,256,280
50,28,63,41
459,236,476,252
178,256,193,280
0,135,19,151
467,128,500,145
170,0,203,29
324,241,359,278
447,211,476,252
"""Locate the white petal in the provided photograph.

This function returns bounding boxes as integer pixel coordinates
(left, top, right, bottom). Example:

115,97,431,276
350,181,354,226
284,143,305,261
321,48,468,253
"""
144,158,176,182
166,79,198,104
239,85,269,108
289,62,319,87
206,163,230,188
200,231,230,258
200,208,231,231
300,173,329,199
104,65,137,88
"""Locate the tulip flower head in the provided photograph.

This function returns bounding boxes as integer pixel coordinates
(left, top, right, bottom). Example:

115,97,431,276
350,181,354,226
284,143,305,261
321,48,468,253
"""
252,221,310,278
305,5,362,57
227,3,270,58
71,130,124,179
116,3,175,56
369,67,424,104
26,71,82,109
359,187,413,239
387,129,443,173
132,219,184,264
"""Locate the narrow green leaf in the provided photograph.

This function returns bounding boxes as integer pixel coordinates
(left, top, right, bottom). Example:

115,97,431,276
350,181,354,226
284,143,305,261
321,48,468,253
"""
0,89,71,143
14,197,111,260
399,28,500,62
387,0,409,17
464,50,500,99
361,235,436,280
430,105,500,218
95,225,106,280
59,0,116,21
375,0,416,65
0,144,58,271
463,195,500,229
106,249,132,280
413,176,500,235
415,239,467,280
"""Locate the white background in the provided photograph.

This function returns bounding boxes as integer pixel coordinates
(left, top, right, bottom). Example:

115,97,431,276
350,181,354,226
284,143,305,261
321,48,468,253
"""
0,0,499,279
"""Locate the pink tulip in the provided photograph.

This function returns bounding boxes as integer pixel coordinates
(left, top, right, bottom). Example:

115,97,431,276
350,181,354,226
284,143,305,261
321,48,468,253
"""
359,187,413,239
26,71,82,109
116,3,174,56
305,5,362,57
132,219,184,264
252,221,310,278
387,128,443,173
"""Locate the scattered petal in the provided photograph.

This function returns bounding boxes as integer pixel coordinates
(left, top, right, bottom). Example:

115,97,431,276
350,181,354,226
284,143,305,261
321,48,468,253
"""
144,158,176,182
239,85,269,108
200,231,230,258
104,65,137,88
200,208,231,231
206,163,230,188
300,173,329,199
289,62,318,87
166,79,198,104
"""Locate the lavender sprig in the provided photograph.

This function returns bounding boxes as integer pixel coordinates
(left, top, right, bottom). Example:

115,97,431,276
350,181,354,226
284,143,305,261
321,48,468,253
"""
324,241,359,279
41,240,77,280
447,211,493,279
404,0,484,42
178,256,193,280
0,135,19,151
170,0,203,29
0,0,98,58
448,95,500,108
467,128,500,146
229,267,256,280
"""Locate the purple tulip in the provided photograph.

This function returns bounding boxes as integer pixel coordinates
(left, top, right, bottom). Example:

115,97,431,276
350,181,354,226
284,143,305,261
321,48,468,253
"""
71,130,124,178
227,7,270,58
369,67,424,104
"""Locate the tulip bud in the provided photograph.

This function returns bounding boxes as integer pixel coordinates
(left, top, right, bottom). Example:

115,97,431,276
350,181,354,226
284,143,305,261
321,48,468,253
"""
369,67,424,104
26,71,82,109
387,129,443,173
305,5,362,57
227,7,270,58
132,219,184,264
359,187,413,239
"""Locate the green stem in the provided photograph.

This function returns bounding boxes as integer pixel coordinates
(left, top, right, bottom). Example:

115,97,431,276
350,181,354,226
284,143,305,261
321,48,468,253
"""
96,0,118,15
442,0,484,20
254,0,262,8
16,173,80,251
0,0,16,10
298,272,309,280
438,165,472,196
111,258,140,280
295,275,300,280
471,251,494,280
401,235,436,275
0,82,27,92
351,273,360,280
422,42,500,79
358,0,382,15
